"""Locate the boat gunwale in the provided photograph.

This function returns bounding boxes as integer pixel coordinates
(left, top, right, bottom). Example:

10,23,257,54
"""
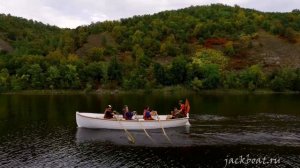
76,112,188,122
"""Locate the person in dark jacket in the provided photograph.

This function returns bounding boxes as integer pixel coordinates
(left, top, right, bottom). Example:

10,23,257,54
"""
123,105,134,120
104,105,115,119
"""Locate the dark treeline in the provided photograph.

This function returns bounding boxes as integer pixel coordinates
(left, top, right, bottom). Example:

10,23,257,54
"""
0,4,300,92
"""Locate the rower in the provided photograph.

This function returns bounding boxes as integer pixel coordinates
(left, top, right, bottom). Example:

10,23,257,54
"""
143,106,154,120
171,100,186,118
123,105,134,120
104,105,115,119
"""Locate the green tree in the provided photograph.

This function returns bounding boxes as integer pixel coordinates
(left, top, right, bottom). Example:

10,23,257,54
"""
132,30,144,44
132,44,144,62
169,56,188,84
292,69,300,91
192,23,204,38
160,34,179,57
270,68,297,90
240,65,265,90
201,64,221,89
153,63,166,85
0,68,10,91
192,49,229,70
270,76,285,91
46,66,61,89
86,47,104,62
112,25,126,43
83,62,104,89
107,56,123,85
74,26,88,48
46,50,65,64
103,46,117,56
123,68,147,89
190,77,203,91
10,75,28,91
222,71,241,89
60,64,80,89
27,64,44,89
60,31,75,54
224,41,235,56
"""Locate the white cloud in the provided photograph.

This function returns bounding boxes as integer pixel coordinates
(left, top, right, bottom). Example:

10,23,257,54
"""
0,0,89,28
0,0,299,28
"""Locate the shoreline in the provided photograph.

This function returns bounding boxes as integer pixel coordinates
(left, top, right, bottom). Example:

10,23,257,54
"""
1,87,300,95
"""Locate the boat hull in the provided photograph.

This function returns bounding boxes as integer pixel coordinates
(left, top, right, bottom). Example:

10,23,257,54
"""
76,127,193,146
76,112,190,130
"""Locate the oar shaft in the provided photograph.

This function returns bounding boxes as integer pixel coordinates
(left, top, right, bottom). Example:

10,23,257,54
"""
138,119,155,143
158,116,172,144
115,114,135,144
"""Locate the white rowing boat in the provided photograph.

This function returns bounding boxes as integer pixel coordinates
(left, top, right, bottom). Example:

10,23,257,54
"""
76,112,190,130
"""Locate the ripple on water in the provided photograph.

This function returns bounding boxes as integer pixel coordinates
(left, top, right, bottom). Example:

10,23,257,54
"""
0,115,299,167
192,114,228,121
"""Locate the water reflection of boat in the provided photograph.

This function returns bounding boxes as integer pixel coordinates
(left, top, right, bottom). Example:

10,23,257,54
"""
76,112,190,130
76,127,194,147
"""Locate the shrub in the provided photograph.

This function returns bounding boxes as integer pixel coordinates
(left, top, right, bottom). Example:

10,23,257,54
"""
46,66,61,89
0,68,10,92
240,65,265,90
169,56,188,85
279,68,297,90
153,63,166,85
122,68,147,89
86,47,104,62
270,76,285,92
107,56,123,85
222,71,240,89
292,69,300,91
192,48,228,70
190,77,203,91
83,62,104,89
224,41,235,56
10,75,28,91
201,64,220,89
84,83,93,93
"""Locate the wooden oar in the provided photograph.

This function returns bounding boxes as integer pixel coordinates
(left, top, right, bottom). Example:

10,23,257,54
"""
157,116,172,144
114,113,135,144
138,118,155,143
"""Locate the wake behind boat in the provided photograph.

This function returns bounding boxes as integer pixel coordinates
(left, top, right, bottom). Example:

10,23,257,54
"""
76,112,190,130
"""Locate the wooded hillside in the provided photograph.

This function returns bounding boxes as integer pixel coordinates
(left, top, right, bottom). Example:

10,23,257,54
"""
1,4,300,92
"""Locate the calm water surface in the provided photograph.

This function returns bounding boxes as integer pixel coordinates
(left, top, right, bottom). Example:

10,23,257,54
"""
0,93,299,167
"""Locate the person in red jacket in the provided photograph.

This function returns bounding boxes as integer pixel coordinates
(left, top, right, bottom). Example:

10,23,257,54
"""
171,100,186,118
143,106,154,120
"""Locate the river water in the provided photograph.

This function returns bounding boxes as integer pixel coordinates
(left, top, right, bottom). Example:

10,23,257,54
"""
0,93,299,167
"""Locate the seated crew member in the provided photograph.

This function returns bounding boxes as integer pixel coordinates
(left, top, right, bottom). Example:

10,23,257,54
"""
123,105,134,120
171,100,186,118
143,106,154,120
104,105,115,119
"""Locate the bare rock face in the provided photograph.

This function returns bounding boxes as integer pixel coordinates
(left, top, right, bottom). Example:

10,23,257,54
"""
0,39,13,54
236,31,300,70
263,56,280,66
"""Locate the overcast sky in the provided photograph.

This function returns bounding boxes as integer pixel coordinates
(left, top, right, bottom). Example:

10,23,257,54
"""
0,0,299,28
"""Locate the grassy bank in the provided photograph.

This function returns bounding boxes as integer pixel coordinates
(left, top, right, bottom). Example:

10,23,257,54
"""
1,86,300,95
0,86,191,95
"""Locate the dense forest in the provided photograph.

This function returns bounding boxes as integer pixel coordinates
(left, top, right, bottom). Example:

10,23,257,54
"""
1,4,300,92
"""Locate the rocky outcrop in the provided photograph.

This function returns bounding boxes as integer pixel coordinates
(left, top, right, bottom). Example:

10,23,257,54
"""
0,39,13,54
